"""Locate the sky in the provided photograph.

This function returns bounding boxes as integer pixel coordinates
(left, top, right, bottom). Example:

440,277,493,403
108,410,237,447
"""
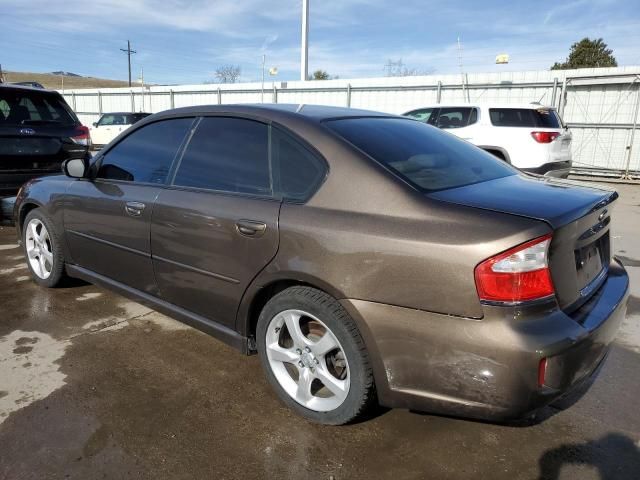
1,0,639,85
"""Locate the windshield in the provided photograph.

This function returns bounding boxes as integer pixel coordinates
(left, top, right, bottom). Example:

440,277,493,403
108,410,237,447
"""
325,117,516,192
0,90,77,126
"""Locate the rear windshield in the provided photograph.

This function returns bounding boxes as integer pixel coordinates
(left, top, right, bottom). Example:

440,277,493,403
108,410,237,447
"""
326,117,516,192
0,90,77,126
489,108,561,128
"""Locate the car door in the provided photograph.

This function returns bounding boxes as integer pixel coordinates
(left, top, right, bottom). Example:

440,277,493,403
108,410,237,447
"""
150,116,280,328
64,117,194,294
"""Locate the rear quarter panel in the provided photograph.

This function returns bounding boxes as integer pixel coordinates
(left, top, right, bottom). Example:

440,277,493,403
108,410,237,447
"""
257,199,550,320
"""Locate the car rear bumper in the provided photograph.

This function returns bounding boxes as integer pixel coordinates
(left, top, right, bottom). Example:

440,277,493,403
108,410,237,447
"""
340,258,628,421
522,161,572,178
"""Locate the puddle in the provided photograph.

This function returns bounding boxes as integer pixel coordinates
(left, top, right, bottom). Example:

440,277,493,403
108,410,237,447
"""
0,330,70,425
0,264,27,275
76,292,103,302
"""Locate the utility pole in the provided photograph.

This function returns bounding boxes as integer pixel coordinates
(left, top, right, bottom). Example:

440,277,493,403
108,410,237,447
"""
301,0,309,81
120,40,137,87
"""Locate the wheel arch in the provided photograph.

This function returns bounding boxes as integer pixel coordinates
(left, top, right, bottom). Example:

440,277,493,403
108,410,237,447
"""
16,201,43,240
478,145,511,163
237,272,348,351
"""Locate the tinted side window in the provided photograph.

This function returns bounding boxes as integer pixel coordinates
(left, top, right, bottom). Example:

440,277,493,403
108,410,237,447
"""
97,118,192,183
436,107,474,129
174,117,271,196
272,128,326,201
489,108,561,128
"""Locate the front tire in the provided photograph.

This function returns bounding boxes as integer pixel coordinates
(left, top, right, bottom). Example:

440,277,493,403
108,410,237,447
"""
257,286,376,425
23,209,66,287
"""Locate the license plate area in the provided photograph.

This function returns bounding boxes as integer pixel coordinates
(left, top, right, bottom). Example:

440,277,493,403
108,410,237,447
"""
574,232,608,291
0,137,61,156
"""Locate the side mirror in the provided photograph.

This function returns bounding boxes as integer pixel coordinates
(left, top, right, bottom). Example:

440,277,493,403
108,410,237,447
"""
92,122,98,127
62,158,89,179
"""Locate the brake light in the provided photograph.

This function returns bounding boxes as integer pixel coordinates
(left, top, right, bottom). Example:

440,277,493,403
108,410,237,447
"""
531,131,560,143
474,234,555,303
71,125,91,146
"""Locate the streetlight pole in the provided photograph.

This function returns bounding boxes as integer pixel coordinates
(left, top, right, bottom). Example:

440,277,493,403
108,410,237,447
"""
301,0,309,81
261,54,266,103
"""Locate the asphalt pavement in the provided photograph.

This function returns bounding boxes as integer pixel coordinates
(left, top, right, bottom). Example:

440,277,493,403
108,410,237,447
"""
0,182,638,480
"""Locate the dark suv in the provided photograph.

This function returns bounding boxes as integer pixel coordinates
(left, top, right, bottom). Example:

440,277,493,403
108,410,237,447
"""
0,84,89,197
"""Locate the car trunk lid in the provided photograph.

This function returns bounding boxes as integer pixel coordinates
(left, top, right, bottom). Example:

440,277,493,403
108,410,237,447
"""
429,174,617,311
0,126,76,173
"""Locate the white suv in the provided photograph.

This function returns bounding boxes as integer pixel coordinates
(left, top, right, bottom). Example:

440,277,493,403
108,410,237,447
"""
89,112,151,149
403,103,572,178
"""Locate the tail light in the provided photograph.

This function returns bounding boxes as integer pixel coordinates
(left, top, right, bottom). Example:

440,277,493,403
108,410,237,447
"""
538,358,547,387
475,234,554,303
71,125,91,146
531,131,560,143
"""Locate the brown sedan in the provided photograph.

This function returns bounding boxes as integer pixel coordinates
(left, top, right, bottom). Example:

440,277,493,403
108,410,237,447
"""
14,105,629,425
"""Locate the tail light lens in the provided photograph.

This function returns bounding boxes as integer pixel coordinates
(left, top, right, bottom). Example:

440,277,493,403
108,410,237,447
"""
475,234,554,303
538,358,547,387
531,131,560,143
71,125,91,146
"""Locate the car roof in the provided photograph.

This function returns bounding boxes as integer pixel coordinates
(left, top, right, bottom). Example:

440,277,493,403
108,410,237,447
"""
404,102,557,112
101,112,151,116
0,83,61,94
154,104,395,122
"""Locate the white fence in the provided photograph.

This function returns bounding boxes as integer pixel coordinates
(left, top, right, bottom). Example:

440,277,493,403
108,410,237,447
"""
62,66,640,176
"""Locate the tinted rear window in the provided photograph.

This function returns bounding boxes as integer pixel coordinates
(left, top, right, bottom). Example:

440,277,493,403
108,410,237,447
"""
326,117,515,192
489,108,561,128
0,90,76,126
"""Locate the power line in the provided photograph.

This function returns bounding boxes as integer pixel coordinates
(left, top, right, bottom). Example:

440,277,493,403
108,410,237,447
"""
120,40,137,87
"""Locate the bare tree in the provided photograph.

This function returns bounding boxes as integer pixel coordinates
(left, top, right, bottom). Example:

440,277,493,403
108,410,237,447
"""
384,58,434,77
214,65,241,84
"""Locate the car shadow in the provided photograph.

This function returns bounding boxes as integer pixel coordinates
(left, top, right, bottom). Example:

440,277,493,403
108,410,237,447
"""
538,433,640,479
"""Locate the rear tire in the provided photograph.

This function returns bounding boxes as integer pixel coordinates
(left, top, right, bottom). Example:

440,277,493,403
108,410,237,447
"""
22,209,66,288
257,286,376,425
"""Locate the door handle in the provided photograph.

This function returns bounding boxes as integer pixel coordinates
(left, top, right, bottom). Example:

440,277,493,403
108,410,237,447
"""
235,219,267,237
125,201,146,217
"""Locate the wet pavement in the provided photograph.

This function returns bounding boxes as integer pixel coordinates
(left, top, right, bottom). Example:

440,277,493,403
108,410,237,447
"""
1,183,639,480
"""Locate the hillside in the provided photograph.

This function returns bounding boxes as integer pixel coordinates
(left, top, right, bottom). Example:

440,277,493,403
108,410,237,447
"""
1,71,132,90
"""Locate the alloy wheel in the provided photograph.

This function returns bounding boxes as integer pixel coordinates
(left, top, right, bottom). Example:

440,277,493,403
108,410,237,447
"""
25,218,53,280
265,309,350,412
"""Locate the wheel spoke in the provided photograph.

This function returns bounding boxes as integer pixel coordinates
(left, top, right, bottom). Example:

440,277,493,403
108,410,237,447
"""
283,311,309,347
296,368,313,404
30,222,40,242
266,342,299,364
42,249,53,265
312,332,339,356
38,255,47,275
315,365,348,401
27,248,38,260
